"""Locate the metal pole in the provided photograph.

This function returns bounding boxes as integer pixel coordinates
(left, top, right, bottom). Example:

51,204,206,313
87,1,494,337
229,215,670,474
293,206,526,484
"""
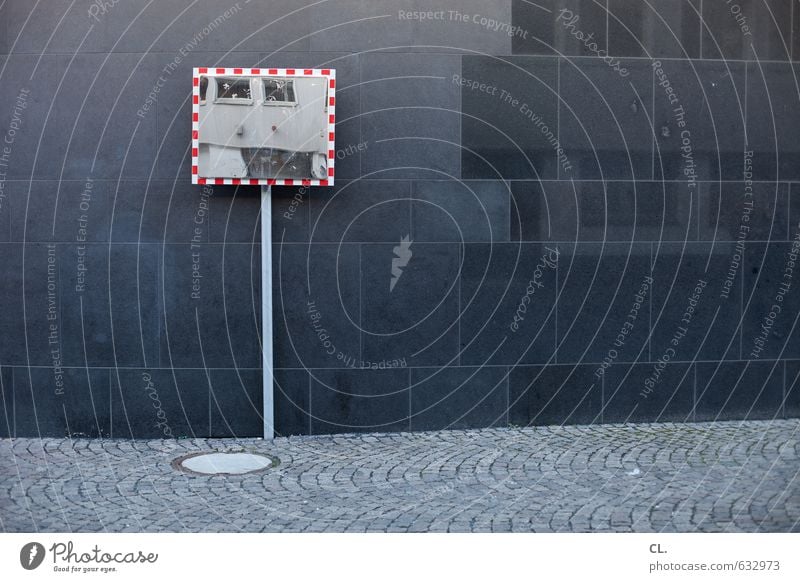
261,185,274,439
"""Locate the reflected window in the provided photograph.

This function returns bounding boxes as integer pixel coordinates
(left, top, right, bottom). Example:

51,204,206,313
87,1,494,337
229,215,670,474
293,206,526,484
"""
263,78,296,105
215,77,252,102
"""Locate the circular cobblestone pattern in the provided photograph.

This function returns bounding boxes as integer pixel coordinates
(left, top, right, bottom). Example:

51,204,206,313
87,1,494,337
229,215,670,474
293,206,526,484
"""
1,420,798,532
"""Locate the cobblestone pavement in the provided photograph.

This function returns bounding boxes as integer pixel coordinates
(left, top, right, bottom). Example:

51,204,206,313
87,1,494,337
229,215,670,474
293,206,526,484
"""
1,420,799,532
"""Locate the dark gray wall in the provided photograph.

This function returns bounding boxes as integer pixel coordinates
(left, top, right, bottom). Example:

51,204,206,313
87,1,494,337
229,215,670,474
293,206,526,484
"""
0,0,798,438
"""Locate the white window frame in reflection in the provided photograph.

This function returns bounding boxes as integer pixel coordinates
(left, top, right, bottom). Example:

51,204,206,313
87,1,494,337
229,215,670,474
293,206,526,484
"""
262,78,297,107
213,76,254,105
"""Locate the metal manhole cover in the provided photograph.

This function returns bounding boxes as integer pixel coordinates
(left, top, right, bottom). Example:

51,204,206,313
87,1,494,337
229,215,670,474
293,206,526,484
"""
172,451,278,476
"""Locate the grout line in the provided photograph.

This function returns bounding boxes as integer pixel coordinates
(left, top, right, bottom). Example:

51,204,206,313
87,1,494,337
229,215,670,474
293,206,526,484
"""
600,370,605,424
744,57,749,148
108,369,113,438
358,243,363,363
651,61,656,180
554,245,559,364
0,49,797,64
556,56,561,181
458,53,463,180
408,183,413,239
307,183,312,244
358,53,363,179
792,0,796,62
274,237,796,244
3,178,799,184
693,363,697,422
695,183,700,240
699,0,704,59
505,366,510,425
9,237,800,246
457,243,461,366
11,358,800,371
783,360,787,419
408,366,412,432
12,368,16,438
156,246,162,369
649,241,653,363
740,239,744,359
0,359,776,369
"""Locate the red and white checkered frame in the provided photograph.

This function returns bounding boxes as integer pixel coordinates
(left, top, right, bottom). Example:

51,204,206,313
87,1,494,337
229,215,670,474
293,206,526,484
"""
191,67,336,186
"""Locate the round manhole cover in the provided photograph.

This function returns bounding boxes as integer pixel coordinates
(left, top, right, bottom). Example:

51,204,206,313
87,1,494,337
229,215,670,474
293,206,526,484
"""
173,452,277,476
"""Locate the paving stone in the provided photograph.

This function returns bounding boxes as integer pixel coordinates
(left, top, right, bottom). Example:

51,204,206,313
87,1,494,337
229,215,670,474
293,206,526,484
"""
0,419,798,532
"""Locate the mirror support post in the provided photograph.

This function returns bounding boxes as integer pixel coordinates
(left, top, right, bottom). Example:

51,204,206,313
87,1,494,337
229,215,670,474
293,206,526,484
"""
261,185,274,439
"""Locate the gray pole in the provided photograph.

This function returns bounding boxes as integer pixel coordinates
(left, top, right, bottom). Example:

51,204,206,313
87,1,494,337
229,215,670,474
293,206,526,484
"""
261,185,274,439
